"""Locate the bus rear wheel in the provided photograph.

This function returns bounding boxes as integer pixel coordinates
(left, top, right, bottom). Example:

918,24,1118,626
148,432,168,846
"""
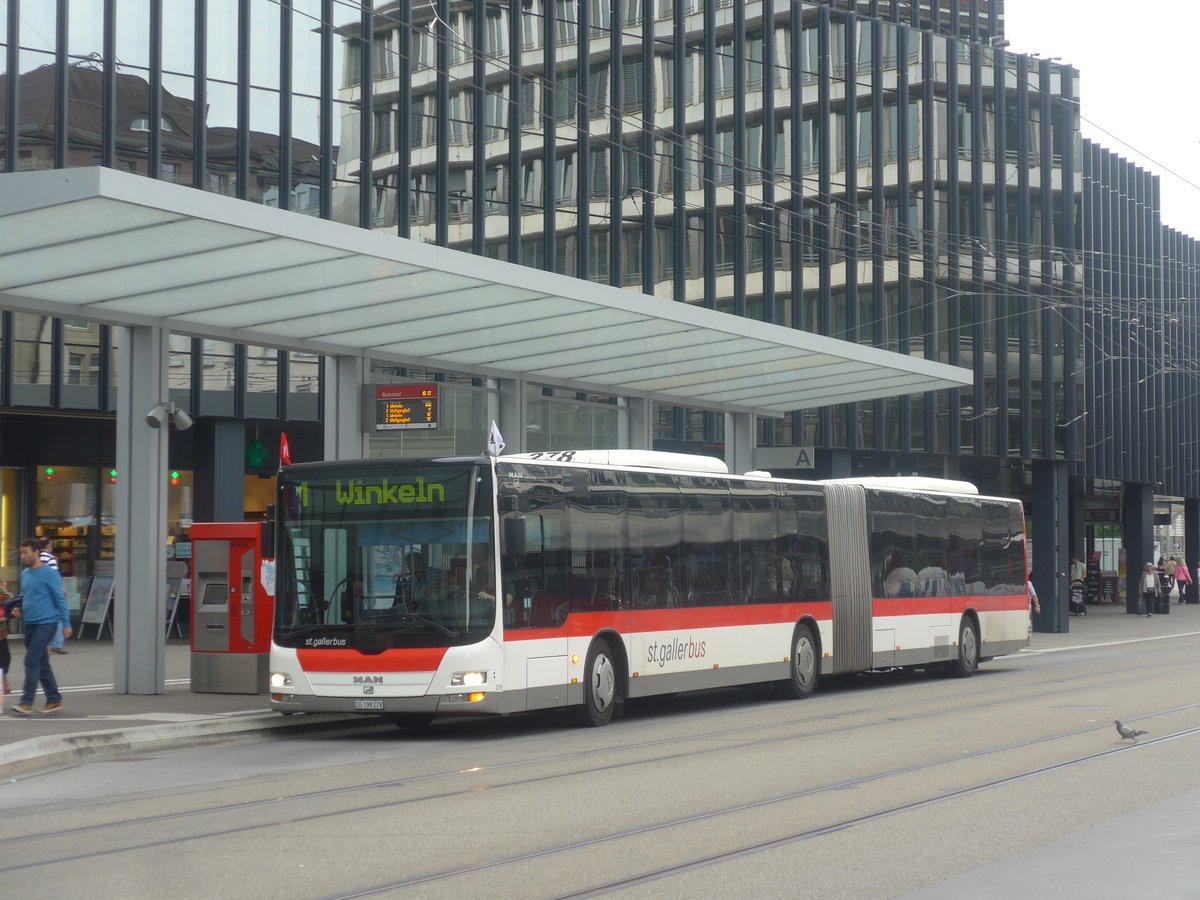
578,639,619,727
947,618,979,678
782,623,818,699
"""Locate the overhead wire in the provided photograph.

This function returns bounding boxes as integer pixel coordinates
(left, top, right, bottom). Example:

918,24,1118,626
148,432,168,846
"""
305,0,1200,402
16,1,1194,401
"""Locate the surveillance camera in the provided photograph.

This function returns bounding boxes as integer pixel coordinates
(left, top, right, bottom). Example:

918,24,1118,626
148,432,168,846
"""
145,405,167,428
170,406,194,431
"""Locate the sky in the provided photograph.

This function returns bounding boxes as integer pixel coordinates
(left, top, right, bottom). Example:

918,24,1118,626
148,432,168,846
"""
1003,0,1200,239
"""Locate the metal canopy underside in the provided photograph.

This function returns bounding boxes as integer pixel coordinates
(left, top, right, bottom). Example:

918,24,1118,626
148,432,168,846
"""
0,168,970,416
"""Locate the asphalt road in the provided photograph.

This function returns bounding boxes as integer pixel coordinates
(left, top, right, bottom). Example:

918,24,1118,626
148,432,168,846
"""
3,633,1199,899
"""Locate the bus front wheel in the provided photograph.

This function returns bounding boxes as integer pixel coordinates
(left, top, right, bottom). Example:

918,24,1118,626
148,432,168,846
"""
579,639,619,727
782,623,818,699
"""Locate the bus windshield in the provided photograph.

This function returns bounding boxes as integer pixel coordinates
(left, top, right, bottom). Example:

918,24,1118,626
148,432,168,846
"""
273,461,495,650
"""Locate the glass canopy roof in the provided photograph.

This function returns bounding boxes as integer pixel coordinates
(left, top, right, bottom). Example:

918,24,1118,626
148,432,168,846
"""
0,168,971,416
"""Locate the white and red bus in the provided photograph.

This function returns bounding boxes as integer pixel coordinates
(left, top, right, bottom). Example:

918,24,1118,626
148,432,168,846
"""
268,450,1028,726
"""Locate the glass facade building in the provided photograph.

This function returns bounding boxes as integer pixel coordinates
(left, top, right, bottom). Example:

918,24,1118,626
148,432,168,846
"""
327,0,1082,476
3,0,1199,622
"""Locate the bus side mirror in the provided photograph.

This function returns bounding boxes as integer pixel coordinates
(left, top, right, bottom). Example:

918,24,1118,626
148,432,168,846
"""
503,516,527,559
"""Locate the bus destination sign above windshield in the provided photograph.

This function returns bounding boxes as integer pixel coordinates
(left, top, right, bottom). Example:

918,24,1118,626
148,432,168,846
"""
374,384,438,431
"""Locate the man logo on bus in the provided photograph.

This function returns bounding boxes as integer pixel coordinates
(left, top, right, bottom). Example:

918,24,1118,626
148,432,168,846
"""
353,675,384,684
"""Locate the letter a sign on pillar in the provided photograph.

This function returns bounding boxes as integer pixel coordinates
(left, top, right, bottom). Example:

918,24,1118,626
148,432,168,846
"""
752,446,816,471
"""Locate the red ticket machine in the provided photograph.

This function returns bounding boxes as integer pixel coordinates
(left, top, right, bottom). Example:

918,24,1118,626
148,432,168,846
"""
190,522,273,693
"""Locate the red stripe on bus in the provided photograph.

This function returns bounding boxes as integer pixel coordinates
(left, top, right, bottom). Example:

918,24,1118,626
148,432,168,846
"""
501,595,1025,640
871,594,1027,616
296,647,449,672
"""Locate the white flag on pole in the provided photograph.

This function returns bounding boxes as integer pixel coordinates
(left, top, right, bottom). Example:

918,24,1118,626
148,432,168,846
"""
486,420,506,457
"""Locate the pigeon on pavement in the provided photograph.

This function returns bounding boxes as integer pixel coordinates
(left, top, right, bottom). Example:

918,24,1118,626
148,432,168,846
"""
1115,720,1148,742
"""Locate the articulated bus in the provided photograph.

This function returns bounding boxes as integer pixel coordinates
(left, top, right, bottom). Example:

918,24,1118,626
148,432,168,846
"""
268,450,1028,726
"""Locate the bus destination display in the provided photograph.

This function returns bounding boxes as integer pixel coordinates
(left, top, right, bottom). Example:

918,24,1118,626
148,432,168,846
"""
375,384,438,431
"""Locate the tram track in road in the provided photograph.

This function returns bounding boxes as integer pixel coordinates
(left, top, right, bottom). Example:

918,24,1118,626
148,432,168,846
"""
1,657,1187,853
320,719,1200,900
3,689,1199,882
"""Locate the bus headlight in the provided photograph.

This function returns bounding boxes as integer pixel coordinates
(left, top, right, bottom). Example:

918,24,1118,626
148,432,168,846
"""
451,671,487,687
270,672,293,689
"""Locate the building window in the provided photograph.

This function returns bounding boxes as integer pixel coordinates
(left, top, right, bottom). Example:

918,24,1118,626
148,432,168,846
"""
589,148,608,199
485,88,509,142
556,0,578,44
590,0,611,37
447,92,468,146
588,66,609,119
555,71,578,123
373,107,393,155
521,159,542,208
714,41,736,98
554,153,576,206
485,8,507,55
623,56,644,113
66,352,84,385
130,115,176,132
373,30,398,79
410,98,430,149
714,128,735,184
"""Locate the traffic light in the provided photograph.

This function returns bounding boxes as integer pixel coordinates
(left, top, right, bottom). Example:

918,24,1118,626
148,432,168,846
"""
246,439,268,468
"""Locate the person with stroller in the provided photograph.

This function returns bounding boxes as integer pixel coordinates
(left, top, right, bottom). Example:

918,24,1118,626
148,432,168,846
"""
1069,555,1088,615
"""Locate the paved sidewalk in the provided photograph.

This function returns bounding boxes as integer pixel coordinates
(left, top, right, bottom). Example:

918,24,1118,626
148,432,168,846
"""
0,637,351,778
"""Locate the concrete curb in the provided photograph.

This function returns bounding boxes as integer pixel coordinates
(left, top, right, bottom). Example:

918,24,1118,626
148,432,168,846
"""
0,712,360,780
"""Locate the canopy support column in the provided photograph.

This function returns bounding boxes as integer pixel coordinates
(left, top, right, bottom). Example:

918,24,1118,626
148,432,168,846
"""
625,398,653,450
114,325,168,694
496,377,526,454
724,412,755,476
323,355,369,460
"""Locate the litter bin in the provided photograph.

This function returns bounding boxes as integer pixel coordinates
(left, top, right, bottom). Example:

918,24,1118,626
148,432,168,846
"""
1155,593,1171,615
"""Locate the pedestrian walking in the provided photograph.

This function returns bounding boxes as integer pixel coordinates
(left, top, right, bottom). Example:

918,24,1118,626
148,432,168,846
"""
1140,562,1160,617
10,537,72,715
1027,572,1040,616
38,536,68,655
1174,559,1193,604
0,583,12,697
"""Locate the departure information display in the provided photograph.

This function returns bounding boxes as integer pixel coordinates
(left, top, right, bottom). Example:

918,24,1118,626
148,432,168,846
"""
375,384,438,430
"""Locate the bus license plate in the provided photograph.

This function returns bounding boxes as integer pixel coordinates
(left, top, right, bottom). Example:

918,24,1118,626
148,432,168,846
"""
354,699,384,711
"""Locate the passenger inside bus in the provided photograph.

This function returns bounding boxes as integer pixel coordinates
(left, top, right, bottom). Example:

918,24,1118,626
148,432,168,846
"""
636,564,679,608
424,564,463,617
393,553,441,612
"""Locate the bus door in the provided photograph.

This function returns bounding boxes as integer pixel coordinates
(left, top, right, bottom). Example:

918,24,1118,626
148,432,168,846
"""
823,483,873,673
